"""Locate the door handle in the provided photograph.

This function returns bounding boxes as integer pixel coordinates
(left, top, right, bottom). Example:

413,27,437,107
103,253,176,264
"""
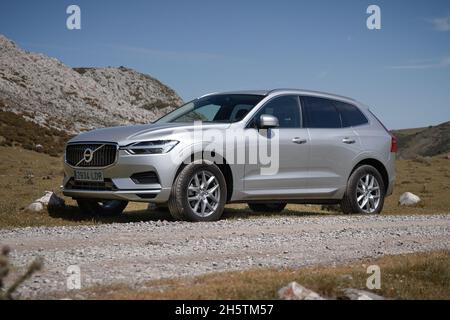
342,137,356,144
292,137,307,144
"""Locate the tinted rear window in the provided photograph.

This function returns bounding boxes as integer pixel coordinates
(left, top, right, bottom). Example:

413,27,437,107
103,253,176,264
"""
302,96,341,128
335,101,368,127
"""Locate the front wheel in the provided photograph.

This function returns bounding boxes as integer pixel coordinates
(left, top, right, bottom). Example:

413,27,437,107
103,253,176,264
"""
340,165,385,214
168,161,227,222
76,199,128,216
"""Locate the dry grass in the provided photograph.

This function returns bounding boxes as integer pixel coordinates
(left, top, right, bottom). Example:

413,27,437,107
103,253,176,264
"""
51,251,450,300
0,146,449,229
0,110,72,156
383,157,450,214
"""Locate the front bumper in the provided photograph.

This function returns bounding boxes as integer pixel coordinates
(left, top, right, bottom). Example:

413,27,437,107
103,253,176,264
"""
62,149,178,203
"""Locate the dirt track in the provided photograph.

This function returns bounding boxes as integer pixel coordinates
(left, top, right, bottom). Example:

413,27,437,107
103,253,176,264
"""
1,213,449,298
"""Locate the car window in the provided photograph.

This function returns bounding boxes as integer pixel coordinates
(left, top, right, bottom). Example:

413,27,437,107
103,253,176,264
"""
302,96,341,128
230,104,254,121
155,94,264,123
334,101,368,127
252,95,301,128
174,103,221,122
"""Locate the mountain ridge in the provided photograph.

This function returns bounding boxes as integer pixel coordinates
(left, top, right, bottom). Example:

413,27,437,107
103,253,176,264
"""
392,121,450,159
0,34,183,135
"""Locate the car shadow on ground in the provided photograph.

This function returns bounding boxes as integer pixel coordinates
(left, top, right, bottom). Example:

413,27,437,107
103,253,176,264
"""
48,204,334,224
222,206,330,219
48,205,175,223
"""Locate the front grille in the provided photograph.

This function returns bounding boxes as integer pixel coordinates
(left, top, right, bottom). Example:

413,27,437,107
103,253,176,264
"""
65,178,117,191
65,143,117,167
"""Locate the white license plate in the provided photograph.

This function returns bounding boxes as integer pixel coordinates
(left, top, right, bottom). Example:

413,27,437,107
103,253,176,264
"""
74,170,104,182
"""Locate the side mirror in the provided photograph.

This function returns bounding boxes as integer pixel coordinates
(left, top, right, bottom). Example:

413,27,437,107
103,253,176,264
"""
258,114,279,129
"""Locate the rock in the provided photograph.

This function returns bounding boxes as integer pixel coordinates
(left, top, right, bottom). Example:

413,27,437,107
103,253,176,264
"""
27,191,65,212
25,202,44,212
399,192,421,206
342,288,385,300
278,282,325,300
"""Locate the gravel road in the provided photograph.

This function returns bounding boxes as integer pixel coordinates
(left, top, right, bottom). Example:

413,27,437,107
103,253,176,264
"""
1,214,449,298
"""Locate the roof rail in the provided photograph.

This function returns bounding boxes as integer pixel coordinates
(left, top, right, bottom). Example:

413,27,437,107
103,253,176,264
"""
267,88,357,102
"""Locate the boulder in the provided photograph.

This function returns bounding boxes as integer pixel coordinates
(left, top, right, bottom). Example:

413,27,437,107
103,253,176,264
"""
25,202,44,213
25,191,65,212
342,288,385,300
399,192,421,206
35,191,65,208
278,282,325,300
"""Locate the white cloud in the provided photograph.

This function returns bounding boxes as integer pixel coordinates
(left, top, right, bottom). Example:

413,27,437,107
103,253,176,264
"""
387,57,450,70
429,14,450,31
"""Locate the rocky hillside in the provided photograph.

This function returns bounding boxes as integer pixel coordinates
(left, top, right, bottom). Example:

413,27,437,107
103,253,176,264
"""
0,34,182,136
392,121,450,159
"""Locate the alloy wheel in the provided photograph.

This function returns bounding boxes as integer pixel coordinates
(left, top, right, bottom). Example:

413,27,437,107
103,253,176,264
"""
356,173,381,213
187,170,221,217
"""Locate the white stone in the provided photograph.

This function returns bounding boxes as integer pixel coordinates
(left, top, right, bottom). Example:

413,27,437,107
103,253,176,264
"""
399,192,421,206
34,191,65,208
342,288,385,300
278,282,325,300
25,202,44,212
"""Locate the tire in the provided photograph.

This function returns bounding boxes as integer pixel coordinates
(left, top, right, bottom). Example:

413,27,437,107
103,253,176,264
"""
248,203,287,213
340,165,385,214
76,199,128,216
168,161,227,222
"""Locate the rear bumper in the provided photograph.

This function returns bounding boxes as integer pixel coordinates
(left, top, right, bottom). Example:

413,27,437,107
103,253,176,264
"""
386,154,396,196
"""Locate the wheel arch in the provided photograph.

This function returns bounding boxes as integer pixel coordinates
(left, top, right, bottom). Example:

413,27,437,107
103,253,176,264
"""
173,151,233,202
350,158,389,192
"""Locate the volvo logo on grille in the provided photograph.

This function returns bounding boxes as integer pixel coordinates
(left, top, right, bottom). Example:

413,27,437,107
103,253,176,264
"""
72,144,108,167
83,148,94,163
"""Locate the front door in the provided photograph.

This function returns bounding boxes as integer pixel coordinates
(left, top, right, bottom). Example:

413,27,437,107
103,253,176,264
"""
243,95,310,199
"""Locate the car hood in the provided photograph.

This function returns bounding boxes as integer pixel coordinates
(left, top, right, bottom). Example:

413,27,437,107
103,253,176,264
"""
68,122,231,145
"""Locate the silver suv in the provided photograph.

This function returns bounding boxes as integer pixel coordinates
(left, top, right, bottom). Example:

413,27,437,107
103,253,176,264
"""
63,89,396,221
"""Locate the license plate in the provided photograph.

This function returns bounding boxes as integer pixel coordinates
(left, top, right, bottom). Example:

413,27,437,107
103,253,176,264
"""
74,170,104,182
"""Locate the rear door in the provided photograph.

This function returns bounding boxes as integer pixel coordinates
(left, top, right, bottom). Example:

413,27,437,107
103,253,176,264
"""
301,96,362,196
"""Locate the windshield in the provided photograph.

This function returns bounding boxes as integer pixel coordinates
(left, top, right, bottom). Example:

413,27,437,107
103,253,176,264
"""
155,94,265,123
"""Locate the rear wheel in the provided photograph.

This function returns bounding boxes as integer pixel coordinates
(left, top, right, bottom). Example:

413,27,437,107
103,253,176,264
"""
76,199,128,216
248,203,287,213
340,165,385,214
168,161,227,222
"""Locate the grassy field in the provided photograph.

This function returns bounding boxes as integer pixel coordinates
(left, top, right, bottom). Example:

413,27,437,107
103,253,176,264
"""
0,146,449,229
50,251,450,300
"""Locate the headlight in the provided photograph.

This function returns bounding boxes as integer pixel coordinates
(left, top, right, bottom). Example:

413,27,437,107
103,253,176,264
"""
122,140,179,154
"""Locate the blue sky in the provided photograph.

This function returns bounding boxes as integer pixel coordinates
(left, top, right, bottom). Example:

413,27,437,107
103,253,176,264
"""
1,0,449,129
